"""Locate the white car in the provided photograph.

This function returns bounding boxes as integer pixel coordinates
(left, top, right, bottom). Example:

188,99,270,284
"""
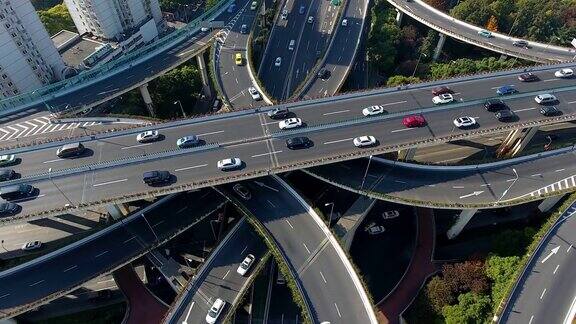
367,225,385,235
217,157,242,171
281,9,288,19
341,18,348,26
453,116,477,128
248,87,261,100
22,240,42,251
237,254,256,276
382,210,400,219
353,135,376,147
206,298,226,324
136,130,160,143
555,68,573,78
200,27,210,32
275,57,282,67
307,16,314,24
432,93,454,105
279,118,303,130
534,93,557,104
362,105,385,116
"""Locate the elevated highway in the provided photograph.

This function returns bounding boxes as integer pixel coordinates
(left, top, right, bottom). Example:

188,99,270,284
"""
0,189,224,319
2,63,576,220
388,0,576,63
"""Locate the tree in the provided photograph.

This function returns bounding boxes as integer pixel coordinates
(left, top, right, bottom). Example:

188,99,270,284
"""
485,254,521,306
442,260,490,295
442,292,491,324
426,276,455,313
424,0,449,11
149,63,202,119
386,75,421,87
38,4,76,35
486,15,499,32
491,227,535,256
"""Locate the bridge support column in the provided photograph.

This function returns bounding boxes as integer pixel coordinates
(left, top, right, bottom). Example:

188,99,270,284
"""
447,209,477,239
433,33,447,61
106,203,130,220
139,83,156,117
538,194,565,213
496,126,539,158
395,9,404,26
398,147,417,161
196,53,212,97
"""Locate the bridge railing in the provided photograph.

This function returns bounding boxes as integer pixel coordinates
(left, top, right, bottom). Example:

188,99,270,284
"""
0,0,232,114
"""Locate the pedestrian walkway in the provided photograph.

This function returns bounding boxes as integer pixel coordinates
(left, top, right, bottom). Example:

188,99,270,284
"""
114,263,168,324
377,208,438,324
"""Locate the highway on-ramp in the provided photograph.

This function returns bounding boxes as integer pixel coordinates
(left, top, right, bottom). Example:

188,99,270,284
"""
224,176,377,323
499,201,576,324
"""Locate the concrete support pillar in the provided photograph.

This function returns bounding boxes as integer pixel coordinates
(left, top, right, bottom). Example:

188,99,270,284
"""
139,83,155,118
447,209,477,239
106,203,130,220
196,53,212,97
398,147,417,161
433,33,447,61
538,194,565,213
395,9,404,26
496,126,539,158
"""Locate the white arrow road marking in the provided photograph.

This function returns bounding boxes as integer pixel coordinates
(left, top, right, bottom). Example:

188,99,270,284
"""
459,191,484,199
0,128,9,140
22,121,38,137
541,246,560,263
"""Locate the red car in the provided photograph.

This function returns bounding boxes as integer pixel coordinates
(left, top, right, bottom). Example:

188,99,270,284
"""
431,86,452,96
402,115,426,128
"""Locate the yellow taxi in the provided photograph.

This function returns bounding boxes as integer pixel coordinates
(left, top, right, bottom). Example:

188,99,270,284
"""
235,53,243,66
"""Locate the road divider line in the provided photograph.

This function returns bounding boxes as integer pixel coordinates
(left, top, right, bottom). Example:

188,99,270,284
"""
285,219,294,229
121,143,152,150
323,109,350,116
553,264,559,274
94,251,109,258
302,242,311,254
63,265,77,272
381,100,407,106
513,107,536,113
197,130,225,136
391,128,416,133
324,138,352,145
93,178,128,187
29,280,44,287
251,150,282,158
540,288,546,299
320,271,327,284
222,269,230,280
175,164,208,172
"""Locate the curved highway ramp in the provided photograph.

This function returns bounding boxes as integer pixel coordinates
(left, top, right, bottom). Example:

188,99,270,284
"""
0,189,224,319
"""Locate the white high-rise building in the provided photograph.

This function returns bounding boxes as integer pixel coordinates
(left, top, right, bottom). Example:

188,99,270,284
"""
0,1,66,98
64,0,163,41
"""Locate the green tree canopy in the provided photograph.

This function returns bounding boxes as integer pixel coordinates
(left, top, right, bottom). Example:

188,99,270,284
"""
442,292,491,324
38,4,76,35
386,75,421,87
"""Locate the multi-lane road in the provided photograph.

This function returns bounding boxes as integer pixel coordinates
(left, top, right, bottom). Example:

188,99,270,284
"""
228,176,377,323
0,190,223,318
388,0,576,63
164,218,266,324
500,201,576,324
3,63,576,217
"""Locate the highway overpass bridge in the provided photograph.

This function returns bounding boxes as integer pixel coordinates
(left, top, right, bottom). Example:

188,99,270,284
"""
388,0,576,63
0,63,576,221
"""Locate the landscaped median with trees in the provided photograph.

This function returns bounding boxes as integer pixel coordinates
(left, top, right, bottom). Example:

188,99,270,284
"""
406,193,576,323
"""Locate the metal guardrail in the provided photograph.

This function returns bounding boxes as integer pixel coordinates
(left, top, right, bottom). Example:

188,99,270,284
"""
0,0,233,116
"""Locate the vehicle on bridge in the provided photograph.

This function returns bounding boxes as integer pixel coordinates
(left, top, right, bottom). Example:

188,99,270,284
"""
176,135,201,148
484,98,508,111
268,107,290,119
431,86,452,96
477,29,492,38
540,106,561,116
432,93,454,105
495,109,516,122
217,158,242,171
362,105,386,117
279,118,303,130
0,202,20,216
136,130,160,143
142,171,172,186
555,68,574,78
353,136,377,148
535,93,557,104
518,72,539,82
0,184,36,201
0,169,15,182
206,298,226,324
235,53,243,66
512,40,530,48
453,117,477,128
57,142,86,158
0,154,17,167
237,254,256,276
496,85,518,95
251,1,258,10
248,87,261,100
286,136,313,150
21,240,42,251
402,115,426,128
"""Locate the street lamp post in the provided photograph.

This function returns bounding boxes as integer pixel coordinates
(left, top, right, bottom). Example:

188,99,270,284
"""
48,168,75,207
360,155,373,190
411,53,427,77
174,100,187,118
0,240,7,252
498,168,519,203
324,202,334,226
141,212,159,242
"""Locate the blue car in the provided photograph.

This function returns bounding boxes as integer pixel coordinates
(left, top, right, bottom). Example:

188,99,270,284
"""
496,85,517,96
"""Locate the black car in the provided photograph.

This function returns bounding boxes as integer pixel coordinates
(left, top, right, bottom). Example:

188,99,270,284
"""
484,99,507,112
317,68,330,80
540,106,561,116
0,184,35,201
495,110,515,122
512,40,529,48
267,107,290,119
518,72,538,82
0,169,15,182
0,202,19,216
286,137,312,150
142,171,171,185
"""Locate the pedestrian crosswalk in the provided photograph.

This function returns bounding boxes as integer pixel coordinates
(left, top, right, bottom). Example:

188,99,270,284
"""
524,174,576,198
0,116,102,142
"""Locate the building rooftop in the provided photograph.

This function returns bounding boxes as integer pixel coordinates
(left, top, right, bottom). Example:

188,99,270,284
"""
51,30,107,67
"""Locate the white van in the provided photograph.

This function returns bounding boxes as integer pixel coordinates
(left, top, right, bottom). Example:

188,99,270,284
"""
206,298,226,323
288,39,295,51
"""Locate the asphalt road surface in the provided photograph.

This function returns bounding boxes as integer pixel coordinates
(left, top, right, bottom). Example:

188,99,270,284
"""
0,189,223,316
388,0,576,63
226,176,376,323
165,218,266,324
500,202,576,324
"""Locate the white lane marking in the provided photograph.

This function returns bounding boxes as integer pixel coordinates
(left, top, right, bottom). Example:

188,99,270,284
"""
481,184,491,187
381,100,407,106
452,186,465,189
63,265,78,272
568,245,572,253
222,269,231,280
260,121,278,126
323,109,350,116
555,169,566,172
29,280,44,287
529,315,534,324
395,180,407,184
540,288,546,299
93,178,128,187
10,194,45,204
0,293,9,299
567,100,576,104
267,200,276,208
391,128,416,133
183,301,195,323
94,251,109,258
285,219,294,229
531,173,542,177
123,236,136,244
543,78,559,82
121,143,152,150
251,150,282,158
513,107,536,113
240,245,248,255
302,242,311,254
334,303,342,318
324,138,353,145
197,130,225,136
553,264,560,274
175,164,208,172
152,220,165,228
319,271,327,284
506,178,516,182
43,158,64,164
